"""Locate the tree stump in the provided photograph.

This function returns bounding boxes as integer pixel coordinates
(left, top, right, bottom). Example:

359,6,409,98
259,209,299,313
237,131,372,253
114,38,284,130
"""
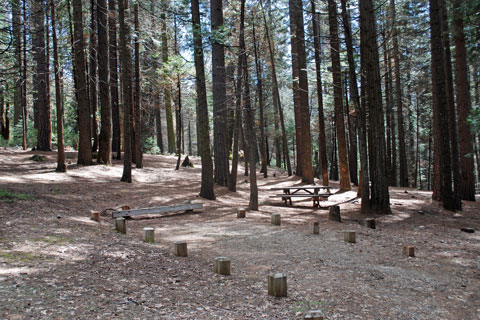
267,273,287,297
271,213,281,226
403,245,415,257
344,231,356,243
142,227,155,243
304,310,325,320
365,218,376,229
214,257,231,275
328,206,341,222
174,241,188,257
237,208,246,218
115,218,126,234
181,155,194,167
312,221,320,234
90,210,100,222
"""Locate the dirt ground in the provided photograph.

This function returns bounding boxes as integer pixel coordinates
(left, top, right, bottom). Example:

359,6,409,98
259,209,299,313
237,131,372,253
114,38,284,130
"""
0,149,479,319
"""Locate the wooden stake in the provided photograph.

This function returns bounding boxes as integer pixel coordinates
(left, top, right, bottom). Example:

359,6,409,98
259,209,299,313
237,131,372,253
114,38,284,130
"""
312,221,320,234
271,213,281,226
142,227,155,243
90,210,100,222
267,273,287,297
214,257,231,275
174,241,188,257
115,218,126,234
237,208,246,218
304,310,325,319
403,245,415,257
344,231,356,243
328,206,341,222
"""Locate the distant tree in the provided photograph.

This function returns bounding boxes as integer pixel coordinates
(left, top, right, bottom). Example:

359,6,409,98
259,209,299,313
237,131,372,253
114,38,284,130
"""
109,0,121,160
133,2,143,168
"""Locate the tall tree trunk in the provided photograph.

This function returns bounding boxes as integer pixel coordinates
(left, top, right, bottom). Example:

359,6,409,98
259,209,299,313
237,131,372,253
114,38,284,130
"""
97,0,112,164
262,8,292,176
429,0,455,210
210,0,229,186
311,0,329,186
155,97,164,153
21,0,27,149
89,0,99,153
390,0,408,187
382,29,393,185
239,0,258,210
161,1,175,154
174,14,182,171
12,0,22,128
133,2,142,168
387,44,398,186
73,0,92,164
109,0,121,159
118,0,133,182
32,0,52,151
454,0,475,201
328,0,351,190
289,0,314,184
191,0,215,199
228,61,242,192
360,0,391,214
253,20,268,178
51,0,66,172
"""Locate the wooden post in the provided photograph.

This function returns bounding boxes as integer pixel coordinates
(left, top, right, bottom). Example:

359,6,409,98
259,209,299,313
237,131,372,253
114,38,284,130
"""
115,218,126,234
237,208,246,218
267,273,287,297
365,218,376,229
304,310,325,320
90,210,100,222
403,245,415,257
174,241,188,257
271,213,281,226
312,221,320,234
344,231,356,243
214,257,231,275
328,206,341,222
142,227,154,243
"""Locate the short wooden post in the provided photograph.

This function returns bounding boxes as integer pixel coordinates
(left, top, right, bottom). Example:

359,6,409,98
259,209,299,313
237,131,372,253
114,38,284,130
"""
403,245,415,257
344,231,356,243
267,273,287,297
329,206,341,222
304,310,325,320
174,241,188,257
237,208,246,218
365,218,376,229
271,213,281,226
312,221,320,234
115,218,126,234
214,257,231,275
90,210,100,222
142,227,155,243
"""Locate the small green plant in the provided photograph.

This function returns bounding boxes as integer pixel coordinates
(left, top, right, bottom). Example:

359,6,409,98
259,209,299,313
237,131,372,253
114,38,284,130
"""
0,251,45,262
0,189,32,202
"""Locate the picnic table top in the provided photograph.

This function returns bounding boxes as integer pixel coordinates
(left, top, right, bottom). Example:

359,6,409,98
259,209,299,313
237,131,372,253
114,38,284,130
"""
270,185,332,191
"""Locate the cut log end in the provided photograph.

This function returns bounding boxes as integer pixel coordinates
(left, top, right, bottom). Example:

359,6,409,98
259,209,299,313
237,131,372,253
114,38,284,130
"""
267,273,287,297
304,310,325,320
115,218,126,234
344,231,356,243
237,208,246,218
312,221,320,234
271,213,281,226
214,257,231,275
403,245,415,257
90,211,100,222
142,227,155,243
174,241,188,257
329,206,341,222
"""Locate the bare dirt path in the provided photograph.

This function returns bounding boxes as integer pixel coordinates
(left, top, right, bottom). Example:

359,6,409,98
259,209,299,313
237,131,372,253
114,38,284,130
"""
0,149,479,319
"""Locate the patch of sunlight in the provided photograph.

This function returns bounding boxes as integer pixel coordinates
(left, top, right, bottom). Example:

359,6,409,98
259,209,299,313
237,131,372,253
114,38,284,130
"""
14,241,93,262
0,266,42,275
383,212,412,223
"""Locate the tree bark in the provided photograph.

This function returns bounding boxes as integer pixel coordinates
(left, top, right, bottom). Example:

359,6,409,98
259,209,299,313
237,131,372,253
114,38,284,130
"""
12,0,22,128
328,0,351,191
191,0,215,199
89,0,99,153
109,0,121,159
97,0,112,164
133,2,142,168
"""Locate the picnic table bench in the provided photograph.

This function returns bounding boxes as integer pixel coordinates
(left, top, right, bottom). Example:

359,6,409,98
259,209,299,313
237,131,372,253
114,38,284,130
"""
112,201,203,218
269,186,332,207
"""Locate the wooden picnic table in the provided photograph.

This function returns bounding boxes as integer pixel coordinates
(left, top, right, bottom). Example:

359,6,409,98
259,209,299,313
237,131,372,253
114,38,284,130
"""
269,185,332,207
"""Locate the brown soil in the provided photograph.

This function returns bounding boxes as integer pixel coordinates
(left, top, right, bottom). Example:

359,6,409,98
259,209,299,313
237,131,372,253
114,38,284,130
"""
0,149,479,319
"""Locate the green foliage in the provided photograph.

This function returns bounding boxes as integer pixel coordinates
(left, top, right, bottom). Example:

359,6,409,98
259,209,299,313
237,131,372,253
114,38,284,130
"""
0,189,32,202
29,155,47,162
144,137,161,154
467,105,480,135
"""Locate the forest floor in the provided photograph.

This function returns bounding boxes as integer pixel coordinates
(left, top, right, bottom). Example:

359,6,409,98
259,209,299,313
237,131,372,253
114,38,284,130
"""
0,148,479,320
